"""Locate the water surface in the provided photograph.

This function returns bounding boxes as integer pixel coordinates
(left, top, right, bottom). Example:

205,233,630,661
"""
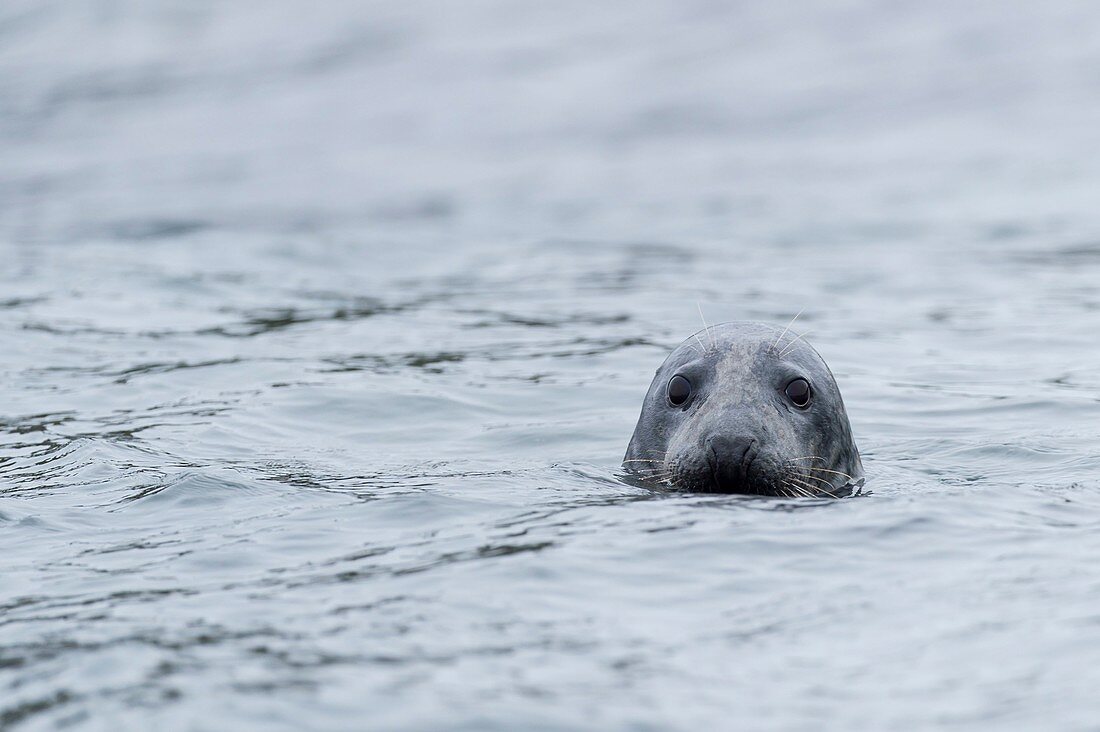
3,1,1100,729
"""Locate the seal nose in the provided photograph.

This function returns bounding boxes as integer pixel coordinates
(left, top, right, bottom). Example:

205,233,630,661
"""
706,435,757,492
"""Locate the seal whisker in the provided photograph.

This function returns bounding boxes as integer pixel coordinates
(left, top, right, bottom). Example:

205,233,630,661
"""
622,459,666,464
633,467,671,475
778,329,813,357
692,331,709,355
788,476,837,499
788,482,811,498
797,471,840,488
785,478,815,496
806,467,855,481
787,482,814,498
645,471,674,484
697,302,717,350
783,477,809,499
786,456,825,462
787,473,836,497
795,472,843,497
772,309,804,354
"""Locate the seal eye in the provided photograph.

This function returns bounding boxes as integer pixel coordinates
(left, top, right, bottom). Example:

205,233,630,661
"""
785,378,812,408
667,375,692,406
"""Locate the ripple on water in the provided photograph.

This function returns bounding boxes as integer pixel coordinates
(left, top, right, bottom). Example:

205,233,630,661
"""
5,1,1100,729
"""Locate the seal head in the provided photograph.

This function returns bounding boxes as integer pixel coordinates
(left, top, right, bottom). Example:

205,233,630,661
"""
623,321,863,497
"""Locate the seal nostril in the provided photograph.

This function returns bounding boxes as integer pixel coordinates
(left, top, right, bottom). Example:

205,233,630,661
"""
705,435,758,491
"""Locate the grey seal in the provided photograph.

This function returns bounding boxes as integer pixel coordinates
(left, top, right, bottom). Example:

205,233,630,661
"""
623,321,863,498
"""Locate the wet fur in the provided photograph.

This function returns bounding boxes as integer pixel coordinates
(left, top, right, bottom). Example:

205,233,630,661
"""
623,322,863,498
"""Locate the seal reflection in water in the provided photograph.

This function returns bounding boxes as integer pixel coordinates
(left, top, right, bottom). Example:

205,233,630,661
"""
623,322,863,498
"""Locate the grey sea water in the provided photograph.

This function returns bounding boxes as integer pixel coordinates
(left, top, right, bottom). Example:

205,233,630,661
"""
4,1,1100,729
